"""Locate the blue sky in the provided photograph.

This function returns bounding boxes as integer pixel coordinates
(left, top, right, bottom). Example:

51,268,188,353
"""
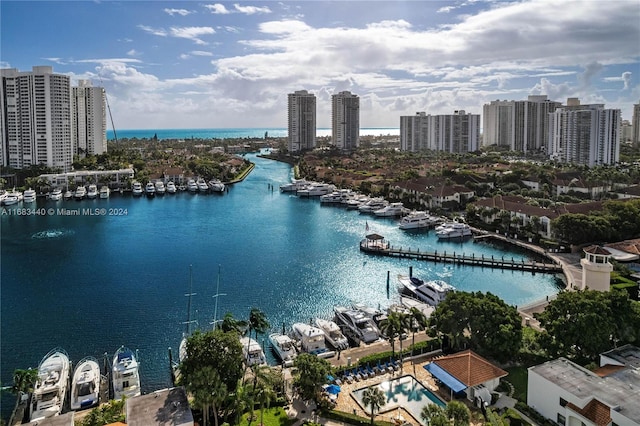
1,0,639,130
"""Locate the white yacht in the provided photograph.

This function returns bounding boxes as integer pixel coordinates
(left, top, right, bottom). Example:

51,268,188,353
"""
30,348,70,422
145,182,156,196
87,184,98,199
314,318,349,350
397,274,455,307
112,346,141,400
187,179,198,192
268,332,297,367
345,194,369,209
358,198,388,214
399,211,436,230
155,181,166,195
64,189,73,200
374,202,405,217
280,179,309,192
74,186,87,200
131,182,144,196
2,189,21,205
49,188,63,201
291,323,335,358
23,188,37,203
99,186,110,199
197,179,209,192
70,357,101,410
297,183,335,197
333,306,381,344
166,181,177,194
239,336,267,366
436,222,472,239
208,180,225,193
319,192,343,204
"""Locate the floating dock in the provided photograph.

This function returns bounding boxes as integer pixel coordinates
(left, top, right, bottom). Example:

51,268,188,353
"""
359,237,562,274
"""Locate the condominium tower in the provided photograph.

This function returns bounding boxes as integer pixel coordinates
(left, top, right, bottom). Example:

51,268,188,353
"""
633,102,640,146
400,110,480,153
0,66,73,172
483,95,561,152
331,91,359,151
548,103,621,166
287,90,316,153
71,80,107,157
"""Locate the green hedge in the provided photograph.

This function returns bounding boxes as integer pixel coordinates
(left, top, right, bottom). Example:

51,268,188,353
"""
322,409,395,426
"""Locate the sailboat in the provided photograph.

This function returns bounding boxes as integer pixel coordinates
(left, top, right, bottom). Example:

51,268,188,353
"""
211,265,225,329
178,265,196,363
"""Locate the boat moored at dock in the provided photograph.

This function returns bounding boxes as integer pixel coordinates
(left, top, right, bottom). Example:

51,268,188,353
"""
436,222,472,239
49,188,63,201
74,186,87,200
145,182,156,196
268,332,297,367
397,274,454,307
166,181,177,193
99,186,110,199
334,306,381,344
23,188,37,203
70,357,101,410
30,348,70,422
208,179,225,193
291,323,335,358
112,346,141,400
399,211,438,230
314,318,349,350
240,336,267,366
87,185,98,199
155,181,166,195
131,182,144,196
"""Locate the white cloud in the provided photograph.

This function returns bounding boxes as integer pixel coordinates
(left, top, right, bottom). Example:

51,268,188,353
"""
164,8,193,16
191,51,214,57
138,25,167,37
604,72,633,91
169,26,216,45
205,3,231,14
233,4,272,15
127,49,140,57
44,57,67,65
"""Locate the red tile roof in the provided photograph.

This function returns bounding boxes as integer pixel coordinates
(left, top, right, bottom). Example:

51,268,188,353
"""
433,350,508,387
566,399,612,426
584,245,611,255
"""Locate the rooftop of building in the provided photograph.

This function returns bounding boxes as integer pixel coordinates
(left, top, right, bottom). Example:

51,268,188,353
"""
434,349,508,388
126,387,193,426
600,344,640,370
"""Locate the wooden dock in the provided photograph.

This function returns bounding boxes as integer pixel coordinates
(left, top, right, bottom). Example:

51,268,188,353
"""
359,239,562,273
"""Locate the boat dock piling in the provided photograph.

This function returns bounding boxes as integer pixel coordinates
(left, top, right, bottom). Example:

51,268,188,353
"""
359,239,562,274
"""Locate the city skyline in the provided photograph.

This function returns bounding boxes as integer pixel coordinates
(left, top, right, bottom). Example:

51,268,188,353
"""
2,0,638,130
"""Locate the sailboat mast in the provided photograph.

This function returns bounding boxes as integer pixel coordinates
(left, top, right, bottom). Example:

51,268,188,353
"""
212,265,226,329
185,265,195,335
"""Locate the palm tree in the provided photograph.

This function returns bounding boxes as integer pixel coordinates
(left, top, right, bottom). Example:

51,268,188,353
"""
407,307,428,356
361,386,386,425
446,401,471,426
219,312,247,334
253,368,277,426
421,403,448,426
379,311,411,372
185,365,227,426
9,367,38,424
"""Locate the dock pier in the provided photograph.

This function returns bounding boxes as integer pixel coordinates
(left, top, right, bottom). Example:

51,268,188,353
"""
359,237,562,274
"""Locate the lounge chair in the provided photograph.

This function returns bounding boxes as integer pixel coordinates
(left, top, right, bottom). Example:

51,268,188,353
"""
359,367,369,379
353,368,362,381
366,365,376,376
390,360,400,371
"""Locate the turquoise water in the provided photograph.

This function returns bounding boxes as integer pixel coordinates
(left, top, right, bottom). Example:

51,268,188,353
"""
0,153,559,419
352,375,445,425
107,127,400,140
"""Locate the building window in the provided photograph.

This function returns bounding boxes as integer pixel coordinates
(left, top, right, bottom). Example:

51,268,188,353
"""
559,397,568,407
557,414,566,425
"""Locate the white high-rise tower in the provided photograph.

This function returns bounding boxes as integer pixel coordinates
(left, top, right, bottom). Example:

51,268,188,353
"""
71,80,107,157
287,90,316,153
331,91,359,151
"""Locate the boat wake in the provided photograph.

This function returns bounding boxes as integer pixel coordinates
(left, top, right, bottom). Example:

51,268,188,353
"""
31,229,75,239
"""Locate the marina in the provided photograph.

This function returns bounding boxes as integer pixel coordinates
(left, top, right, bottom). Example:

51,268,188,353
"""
0,152,562,419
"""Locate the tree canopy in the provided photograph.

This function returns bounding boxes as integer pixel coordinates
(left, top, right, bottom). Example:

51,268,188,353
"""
293,353,332,402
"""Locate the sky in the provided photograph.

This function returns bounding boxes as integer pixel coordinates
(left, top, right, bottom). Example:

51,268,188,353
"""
1,0,639,130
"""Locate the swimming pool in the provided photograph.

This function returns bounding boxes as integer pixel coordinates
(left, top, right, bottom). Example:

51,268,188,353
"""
352,375,446,425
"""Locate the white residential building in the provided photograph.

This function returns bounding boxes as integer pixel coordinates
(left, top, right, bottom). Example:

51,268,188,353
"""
400,110,479,153
482,95,561,152
331,91,359,151
0,66,73,172
528,348,640,426
632,102,640,146
548,103,621,166
71,80,107,157
287,90,316,153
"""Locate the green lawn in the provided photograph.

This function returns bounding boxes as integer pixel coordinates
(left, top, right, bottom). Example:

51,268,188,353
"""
505,366,529,402
237,406,297,426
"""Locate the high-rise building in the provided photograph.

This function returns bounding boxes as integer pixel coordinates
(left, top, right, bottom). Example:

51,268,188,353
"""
633,102,640,146
548,103,621,166
331,91,359,151
0,66,73,172
71,80,107,157
400,111,479,153
287,90,316,153
482,96,561,152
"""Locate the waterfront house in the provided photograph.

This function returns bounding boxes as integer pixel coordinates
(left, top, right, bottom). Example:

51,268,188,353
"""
162,167,186,186
39,169,134,189
126,387,193,426
527,345,640,426
613,184,640,199
393,178,475,210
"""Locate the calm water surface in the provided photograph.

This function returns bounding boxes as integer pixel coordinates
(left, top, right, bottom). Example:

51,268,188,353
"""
0,153,560,418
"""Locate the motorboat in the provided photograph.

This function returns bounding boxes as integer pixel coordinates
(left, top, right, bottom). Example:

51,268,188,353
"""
197,179,209,192
30,348,70,421
333,306,381,344
187,179,198,192
23,188,37,203
280,179,309,192
99,186,110,199
70,357,101,410
49,188,63,201
112,346,141,400
399,211,436,230
314,318,349,350
64,189,73,200
131,182,144,196
374,202,405,217
155,181,166,195
145,182,156,196
291,323,335,358
436,222,472,239
239,336,267,366
297,183,335,197
74,186,87,200
345,194,369,209
166,181,177,194
208,180,225,193
3,189,21,205
397,274,455,307
319,192,343,204
358,198,388,214
268,332,297,367
87,184,98,199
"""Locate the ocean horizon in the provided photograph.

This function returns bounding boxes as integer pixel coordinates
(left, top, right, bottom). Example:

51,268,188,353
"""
107,127,400,141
